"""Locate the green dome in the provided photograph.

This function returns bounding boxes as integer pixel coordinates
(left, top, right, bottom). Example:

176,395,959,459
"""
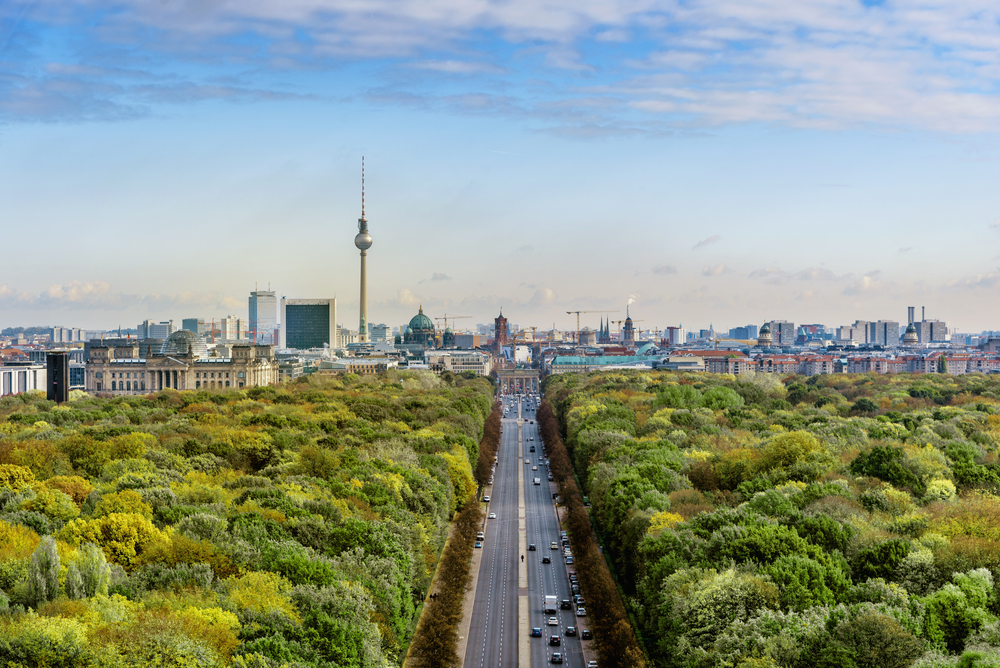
409,306,434,332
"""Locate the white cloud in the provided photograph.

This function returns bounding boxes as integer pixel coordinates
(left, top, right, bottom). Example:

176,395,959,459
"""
529,287,558,305
693,234,722,250
702,264,730,276
843,271,883,295
0,281,242,310
652,264,677,275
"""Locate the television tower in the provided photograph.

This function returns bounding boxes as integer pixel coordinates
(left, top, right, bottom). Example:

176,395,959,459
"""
354,158,373,343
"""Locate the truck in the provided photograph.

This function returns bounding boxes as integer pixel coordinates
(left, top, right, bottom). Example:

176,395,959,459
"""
544,595,558,614
534,478,541,485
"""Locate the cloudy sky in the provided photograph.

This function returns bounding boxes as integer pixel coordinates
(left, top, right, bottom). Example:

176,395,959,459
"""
3,0,1000,334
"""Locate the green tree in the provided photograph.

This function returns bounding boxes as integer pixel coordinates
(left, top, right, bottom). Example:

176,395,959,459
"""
27,536,61,607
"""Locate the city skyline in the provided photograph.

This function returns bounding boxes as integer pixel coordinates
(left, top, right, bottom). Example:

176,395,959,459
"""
3,1,1000,330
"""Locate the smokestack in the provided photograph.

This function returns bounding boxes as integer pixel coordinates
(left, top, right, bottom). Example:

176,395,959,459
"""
908,306,915,324
922,306,925,321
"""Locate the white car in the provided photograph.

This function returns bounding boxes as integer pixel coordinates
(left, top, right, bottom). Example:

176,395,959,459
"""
548,617,559,626
588,662,598,667
483,495,491,502
576,608,586,617
489,512,497,519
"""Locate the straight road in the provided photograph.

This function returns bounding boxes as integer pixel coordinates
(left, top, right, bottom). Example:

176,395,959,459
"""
464,394,588,668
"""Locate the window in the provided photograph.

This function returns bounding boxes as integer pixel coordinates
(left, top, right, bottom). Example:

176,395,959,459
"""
126,381,131,391
141,382,145,390
238,372,245,378
96,372,103,378
196,381,200,388
225,381,230,387
96,382,102,391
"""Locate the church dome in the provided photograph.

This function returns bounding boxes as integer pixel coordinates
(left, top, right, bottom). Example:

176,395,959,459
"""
444,327,453,334
759,322,771,334
409,306,434,332
160,329,208,358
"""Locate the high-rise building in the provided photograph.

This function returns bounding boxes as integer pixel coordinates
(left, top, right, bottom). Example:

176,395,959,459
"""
870,321,900,346
138,320,174,339
249,291,277,345
182,318,207,336
279,298,337,350
665,326,685,345
769,320,795,346
219,315,247,341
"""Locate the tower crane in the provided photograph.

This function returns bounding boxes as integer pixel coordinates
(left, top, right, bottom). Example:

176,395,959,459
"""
433,314,471,332
566,310,619,344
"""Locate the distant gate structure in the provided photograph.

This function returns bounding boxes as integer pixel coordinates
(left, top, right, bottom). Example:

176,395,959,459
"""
498,369,539,394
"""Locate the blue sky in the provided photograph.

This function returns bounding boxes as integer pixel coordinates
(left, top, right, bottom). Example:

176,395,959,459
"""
2,0,1000,333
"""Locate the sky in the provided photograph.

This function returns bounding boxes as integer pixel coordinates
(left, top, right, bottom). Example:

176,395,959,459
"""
2,0,1000,335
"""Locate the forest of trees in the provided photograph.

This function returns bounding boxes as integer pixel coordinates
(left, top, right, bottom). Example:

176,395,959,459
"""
544,369,1000,668
0,370,493,668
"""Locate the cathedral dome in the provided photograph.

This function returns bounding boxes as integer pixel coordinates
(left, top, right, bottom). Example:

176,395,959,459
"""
409,306,434,332
160,330,208,358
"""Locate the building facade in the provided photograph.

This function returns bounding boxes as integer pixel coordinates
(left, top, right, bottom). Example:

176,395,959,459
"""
249,290,278,345
0,362,46,397
86,330,278,394
280,298,337,350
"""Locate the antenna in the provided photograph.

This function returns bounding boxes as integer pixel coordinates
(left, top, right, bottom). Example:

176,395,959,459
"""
361,156,366,220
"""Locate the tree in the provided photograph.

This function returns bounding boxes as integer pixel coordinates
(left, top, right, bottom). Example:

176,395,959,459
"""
939,356,948,374
27,536,61,607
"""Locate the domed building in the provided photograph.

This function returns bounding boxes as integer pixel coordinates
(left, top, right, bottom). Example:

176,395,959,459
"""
161,330,209,358
403,306,436,346
903,321,919,346
442,327,455,348
757,322,773,348
579,326,597,345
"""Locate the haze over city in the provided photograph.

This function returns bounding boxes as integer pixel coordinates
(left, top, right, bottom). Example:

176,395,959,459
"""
3,0,1000,331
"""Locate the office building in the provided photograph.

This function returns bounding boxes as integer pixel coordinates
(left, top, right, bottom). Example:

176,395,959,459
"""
1,362,46,397
138,320,174,339
279,298,338,350
249,290,277,345
182,319,207,336
769,320,795,346
870,321,900,346
219,315,247,341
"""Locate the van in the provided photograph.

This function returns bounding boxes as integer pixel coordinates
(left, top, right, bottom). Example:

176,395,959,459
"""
534,478,541,485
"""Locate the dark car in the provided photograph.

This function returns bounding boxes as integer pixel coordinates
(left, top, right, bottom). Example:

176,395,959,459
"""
549,635,561,646
531,627,542,637
530,446,535,452
542,556,551,564
560,600,572,610
529,544,536,551
565,626,577,636
551,653,563,664
581,629,592,639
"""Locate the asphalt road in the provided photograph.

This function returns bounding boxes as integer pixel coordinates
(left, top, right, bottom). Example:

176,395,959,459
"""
464,394,589,668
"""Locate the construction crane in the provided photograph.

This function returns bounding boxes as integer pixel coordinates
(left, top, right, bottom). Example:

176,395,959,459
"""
433,314,471,332
566,310,619,344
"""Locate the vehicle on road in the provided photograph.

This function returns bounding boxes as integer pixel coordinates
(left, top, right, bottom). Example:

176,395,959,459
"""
588,662,598,667
529,544,536,551
547,617,558,626
551,542,558,549
576,607,586,616
531,627,542,637
551,652,563,663
534,478,541,485
565,627,576,636
532,466,538,470
560,600,572,610
544,596,558,613
542,556,551,564
565,557,574,564
474,541,482,548
581,629,592,639
530,446,535,452
476,532,484,540
489,513,497,519
549,636,561,646
483,495,490,502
